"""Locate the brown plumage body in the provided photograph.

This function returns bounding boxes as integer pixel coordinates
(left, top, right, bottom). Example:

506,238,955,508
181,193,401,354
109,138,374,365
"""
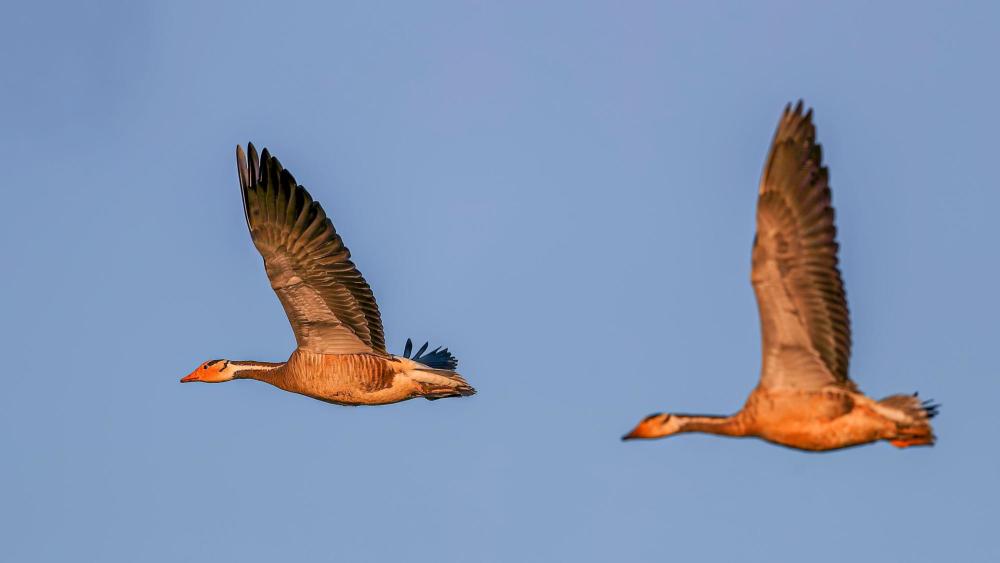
679,388,932,451
625,383,936,453
235,352,471,406
623,102,938,451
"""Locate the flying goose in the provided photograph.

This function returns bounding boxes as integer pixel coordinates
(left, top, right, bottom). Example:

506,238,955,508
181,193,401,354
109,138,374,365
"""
181,144,475,405
622,103,938,451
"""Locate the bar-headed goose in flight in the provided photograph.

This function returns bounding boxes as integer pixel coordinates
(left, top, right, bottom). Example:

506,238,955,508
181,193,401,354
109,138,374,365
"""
623,102,937,451
181,144,475,405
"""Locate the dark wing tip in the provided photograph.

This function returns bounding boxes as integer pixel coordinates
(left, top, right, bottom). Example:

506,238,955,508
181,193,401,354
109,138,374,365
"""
236,145,250,187
781,100,813,127
280,168,298,189
247,143,260,188
237,144,254,232
774,100,817,147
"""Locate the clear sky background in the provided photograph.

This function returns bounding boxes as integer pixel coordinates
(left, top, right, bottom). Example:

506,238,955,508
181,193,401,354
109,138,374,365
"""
2,1,998,561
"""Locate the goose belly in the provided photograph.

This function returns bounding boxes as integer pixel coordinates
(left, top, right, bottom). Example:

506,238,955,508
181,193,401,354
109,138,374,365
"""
272,351,416,405
749,390,893,451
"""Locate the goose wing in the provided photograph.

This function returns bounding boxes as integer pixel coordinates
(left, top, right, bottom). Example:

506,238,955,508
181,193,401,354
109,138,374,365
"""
236,143,387,355
751,103,852,391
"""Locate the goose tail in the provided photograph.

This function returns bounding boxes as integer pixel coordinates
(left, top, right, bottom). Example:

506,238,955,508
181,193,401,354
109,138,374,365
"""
400,339,474,400
879,393,939,448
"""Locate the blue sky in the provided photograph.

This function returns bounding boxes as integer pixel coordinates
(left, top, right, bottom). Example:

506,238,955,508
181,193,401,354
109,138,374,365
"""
2,1,998,561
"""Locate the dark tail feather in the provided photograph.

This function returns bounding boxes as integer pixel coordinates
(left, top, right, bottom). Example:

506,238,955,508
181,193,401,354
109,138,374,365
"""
402,338,458,370
881,392,939,448
880,392,940,421
921,398,941,419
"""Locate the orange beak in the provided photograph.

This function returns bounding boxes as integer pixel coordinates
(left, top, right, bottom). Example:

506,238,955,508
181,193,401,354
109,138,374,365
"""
621,420,655,441
180,369,202,383
181,363,230,383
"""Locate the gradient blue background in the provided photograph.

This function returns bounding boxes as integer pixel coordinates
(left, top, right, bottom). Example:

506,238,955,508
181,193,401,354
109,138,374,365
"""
2,1,998,561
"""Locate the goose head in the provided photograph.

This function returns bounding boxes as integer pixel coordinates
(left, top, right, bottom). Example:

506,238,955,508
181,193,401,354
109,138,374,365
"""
181,360,237,383
621,413,681,440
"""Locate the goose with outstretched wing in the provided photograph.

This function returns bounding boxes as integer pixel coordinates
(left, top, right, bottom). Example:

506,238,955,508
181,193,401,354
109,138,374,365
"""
181,144,474,405
623,103,937,451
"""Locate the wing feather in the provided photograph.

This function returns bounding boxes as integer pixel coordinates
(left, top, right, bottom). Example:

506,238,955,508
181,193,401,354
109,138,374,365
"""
752,103,853,390
236,144,387,355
